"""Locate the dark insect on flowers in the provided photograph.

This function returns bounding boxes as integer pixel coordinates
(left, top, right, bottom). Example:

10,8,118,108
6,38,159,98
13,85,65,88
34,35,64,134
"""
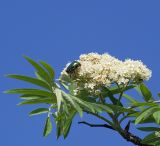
66,61,81,75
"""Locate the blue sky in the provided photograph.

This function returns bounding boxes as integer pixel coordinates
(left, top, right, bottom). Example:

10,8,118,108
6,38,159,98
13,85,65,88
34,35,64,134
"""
1,0,160,146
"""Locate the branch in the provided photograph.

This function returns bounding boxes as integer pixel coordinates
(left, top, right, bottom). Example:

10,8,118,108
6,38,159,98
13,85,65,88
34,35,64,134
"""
120,130,152,146
78,121,152,146
78,121,115,130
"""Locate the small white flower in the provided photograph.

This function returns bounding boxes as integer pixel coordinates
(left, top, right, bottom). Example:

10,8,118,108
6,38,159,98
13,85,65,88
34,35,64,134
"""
60,53,152,92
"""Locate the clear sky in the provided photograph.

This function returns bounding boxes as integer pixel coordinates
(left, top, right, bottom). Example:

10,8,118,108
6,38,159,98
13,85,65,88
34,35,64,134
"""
1,0,160,146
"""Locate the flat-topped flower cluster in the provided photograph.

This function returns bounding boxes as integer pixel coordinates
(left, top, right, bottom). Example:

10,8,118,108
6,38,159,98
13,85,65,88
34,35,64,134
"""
61,53,152,91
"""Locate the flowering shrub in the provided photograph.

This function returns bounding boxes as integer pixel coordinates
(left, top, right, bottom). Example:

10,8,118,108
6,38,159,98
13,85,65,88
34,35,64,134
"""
5,53,160,146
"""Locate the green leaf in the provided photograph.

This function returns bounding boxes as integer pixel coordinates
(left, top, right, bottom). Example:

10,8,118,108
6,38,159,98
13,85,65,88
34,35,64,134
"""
56,126,61,139
24,56,51,84
123,94,144,110
69,82,77,95
5,88,53,97
132,115,155,124
55,88,63,112
18,98,54,105
39,61,55,79
29,108,49,116
76,89,91,101
64,122,72,139
153,111,160,124
35,72,44,81
137,127,160,132
43,117,52,137
109,85,136,95
62,99,69,115
131,102,157,107
102,87,122,106
90,103,113,113
142,132,160,144
62,92,83,117
140,83,153,102
21,96,41,100
50,104,57,109
55,114,64,139
20,94,48,100
63,109,76,139
56,123,62,139
107,92,118,105
59,81,69,90
154,140,160,146
71,94,97,113
59,73,72,83
140,116,156,124
123,94,138,104
6,74,50,90
123,85,136,92
107,104,134,113
135,106,158,124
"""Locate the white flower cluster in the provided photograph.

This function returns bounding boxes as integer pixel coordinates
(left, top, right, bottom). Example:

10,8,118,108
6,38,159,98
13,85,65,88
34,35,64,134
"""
61,53,152,91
